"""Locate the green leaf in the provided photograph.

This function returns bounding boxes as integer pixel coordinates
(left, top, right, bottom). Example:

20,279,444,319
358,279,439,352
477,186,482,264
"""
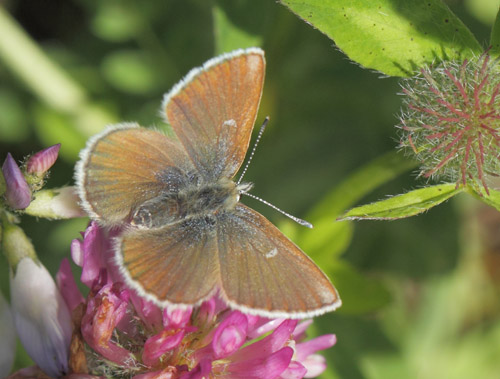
280,0,482,77
339,183,463,220
213,5,262,54
490,7,500,57
467,186,500,212
329,260,391,314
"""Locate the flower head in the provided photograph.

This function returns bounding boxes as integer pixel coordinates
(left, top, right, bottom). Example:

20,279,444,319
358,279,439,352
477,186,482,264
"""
399,53,500,194
41,222,337,378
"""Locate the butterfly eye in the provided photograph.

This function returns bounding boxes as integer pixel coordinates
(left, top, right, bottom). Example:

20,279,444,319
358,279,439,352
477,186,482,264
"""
131,207,153,228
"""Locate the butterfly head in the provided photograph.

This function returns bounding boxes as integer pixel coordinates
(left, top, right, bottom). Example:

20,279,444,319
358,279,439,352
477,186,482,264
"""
236,181,253,199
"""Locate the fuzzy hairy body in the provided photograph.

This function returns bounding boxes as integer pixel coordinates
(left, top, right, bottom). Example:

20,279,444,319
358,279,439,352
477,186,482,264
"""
131,168,240,229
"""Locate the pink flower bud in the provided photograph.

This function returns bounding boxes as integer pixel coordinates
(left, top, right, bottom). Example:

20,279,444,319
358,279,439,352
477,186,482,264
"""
26,144,61,175
2,153,31,209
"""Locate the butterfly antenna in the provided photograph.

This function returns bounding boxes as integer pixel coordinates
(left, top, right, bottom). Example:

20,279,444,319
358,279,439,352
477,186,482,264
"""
237,116,269,185
242,192,313,228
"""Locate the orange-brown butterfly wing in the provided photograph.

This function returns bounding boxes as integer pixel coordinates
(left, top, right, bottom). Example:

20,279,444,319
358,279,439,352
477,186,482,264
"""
117,218,219,306
163,48,265,180
217,204,341,318
76,124,194,224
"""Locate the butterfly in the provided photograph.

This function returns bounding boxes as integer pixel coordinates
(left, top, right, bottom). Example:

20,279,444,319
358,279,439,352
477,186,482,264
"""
75,47,341,318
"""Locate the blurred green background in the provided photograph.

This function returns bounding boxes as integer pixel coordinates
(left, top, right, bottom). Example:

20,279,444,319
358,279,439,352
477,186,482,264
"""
1,0,500,377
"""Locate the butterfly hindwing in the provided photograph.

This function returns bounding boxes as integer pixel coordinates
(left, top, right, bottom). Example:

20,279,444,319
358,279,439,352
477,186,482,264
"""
216,204,341,318
117,217,220,306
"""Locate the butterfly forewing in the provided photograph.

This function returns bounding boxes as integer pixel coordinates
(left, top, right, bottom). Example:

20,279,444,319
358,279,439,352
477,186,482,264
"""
118,218,220,306
217,204,341,318
77,125,194,224
163,48,265,180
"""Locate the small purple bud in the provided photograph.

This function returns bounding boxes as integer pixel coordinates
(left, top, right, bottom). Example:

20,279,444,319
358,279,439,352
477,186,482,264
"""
2,153,31,209
26,144,61,175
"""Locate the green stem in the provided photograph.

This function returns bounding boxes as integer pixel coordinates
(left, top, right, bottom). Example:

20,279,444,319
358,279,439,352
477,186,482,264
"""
0,6,86,113
0,6,116,136
1,212,37,272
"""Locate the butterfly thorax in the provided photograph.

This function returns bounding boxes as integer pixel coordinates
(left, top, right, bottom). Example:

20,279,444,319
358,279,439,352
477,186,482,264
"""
131,176,243,229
